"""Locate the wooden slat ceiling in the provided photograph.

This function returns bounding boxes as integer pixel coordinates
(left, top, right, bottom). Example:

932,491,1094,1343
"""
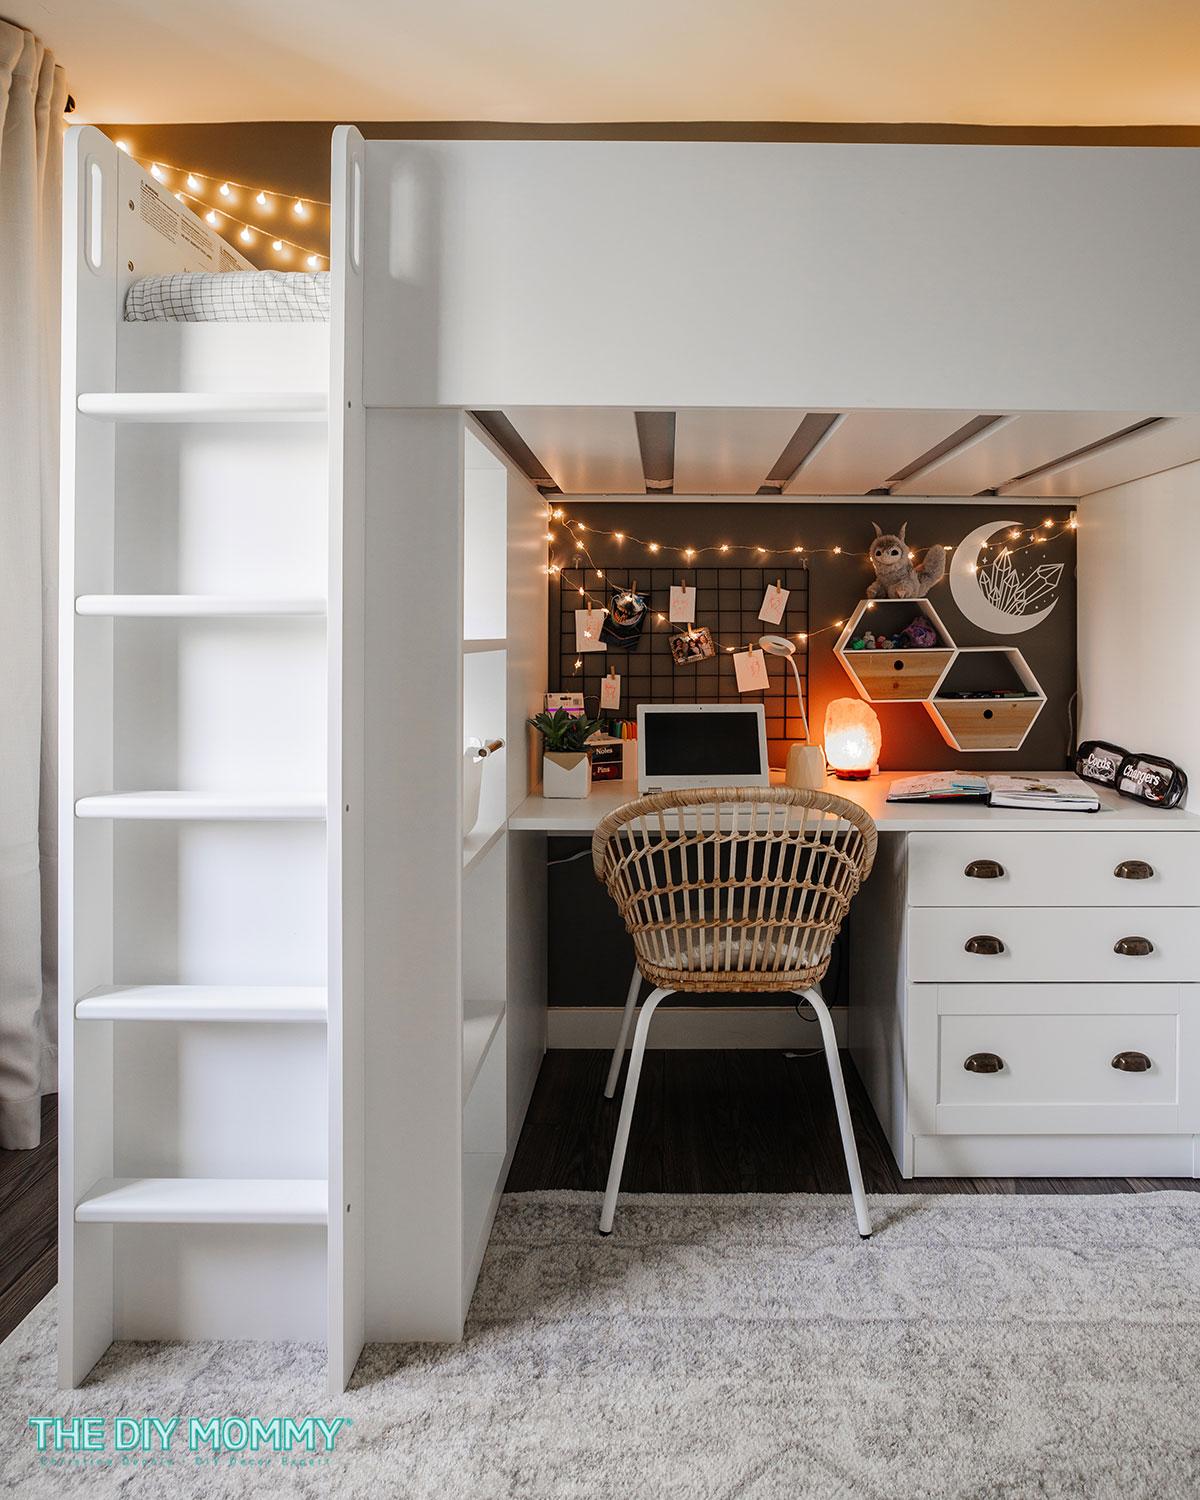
491,406,1200,499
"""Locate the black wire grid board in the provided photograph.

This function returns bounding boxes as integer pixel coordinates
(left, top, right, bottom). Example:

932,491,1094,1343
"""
553,566,811,744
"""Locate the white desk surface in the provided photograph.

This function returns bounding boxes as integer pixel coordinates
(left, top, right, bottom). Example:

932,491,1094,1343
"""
509,770,1200,835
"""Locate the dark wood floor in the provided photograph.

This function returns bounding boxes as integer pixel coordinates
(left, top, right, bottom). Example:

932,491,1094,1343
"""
506,1049,1200,1195
0,1095,57,1343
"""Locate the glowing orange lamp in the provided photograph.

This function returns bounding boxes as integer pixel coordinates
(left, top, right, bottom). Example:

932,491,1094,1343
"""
823,698,881,780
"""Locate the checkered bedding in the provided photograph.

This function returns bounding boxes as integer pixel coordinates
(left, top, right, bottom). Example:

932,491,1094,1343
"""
124,272,331,323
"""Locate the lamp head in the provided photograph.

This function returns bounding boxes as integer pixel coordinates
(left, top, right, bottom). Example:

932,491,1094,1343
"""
757,634,795,657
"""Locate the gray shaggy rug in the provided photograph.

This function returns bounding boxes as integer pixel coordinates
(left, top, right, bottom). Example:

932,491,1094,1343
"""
1,1192,1198,1499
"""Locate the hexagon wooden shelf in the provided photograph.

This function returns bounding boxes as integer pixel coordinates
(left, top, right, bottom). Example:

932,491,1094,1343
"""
925,647,1047,752
835,598,956,703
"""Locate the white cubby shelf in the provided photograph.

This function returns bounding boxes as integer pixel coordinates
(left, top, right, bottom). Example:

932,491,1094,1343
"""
925,646,1047,752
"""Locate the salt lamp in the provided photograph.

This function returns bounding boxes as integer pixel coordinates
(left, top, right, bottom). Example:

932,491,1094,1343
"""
823,698,881,780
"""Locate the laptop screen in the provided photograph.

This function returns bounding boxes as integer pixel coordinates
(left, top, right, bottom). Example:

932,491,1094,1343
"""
642,709,764,779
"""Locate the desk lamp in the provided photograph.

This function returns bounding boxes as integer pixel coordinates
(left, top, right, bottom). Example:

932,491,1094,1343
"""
757,635,825,788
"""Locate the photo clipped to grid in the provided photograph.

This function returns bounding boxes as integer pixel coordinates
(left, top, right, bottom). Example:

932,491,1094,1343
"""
554,565,811,750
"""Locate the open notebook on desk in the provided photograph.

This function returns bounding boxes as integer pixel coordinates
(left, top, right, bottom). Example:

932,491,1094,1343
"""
888,772,1100,811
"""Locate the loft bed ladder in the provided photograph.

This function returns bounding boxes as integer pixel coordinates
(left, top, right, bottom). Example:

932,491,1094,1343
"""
57,125,365,1393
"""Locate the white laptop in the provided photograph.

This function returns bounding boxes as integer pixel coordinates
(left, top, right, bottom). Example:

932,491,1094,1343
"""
636,704,770,794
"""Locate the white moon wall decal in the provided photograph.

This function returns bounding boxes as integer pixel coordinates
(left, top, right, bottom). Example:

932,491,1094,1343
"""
949,518,1060,635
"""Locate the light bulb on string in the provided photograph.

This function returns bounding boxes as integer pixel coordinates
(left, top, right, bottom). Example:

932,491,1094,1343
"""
150,163,165,182
186,174,200,191
239,226,253,244
255,191,268,207
115,140,130,153
272,239,284,253
205,210,220,227
306,254,321,270
293,200,307,218
219,182,232,198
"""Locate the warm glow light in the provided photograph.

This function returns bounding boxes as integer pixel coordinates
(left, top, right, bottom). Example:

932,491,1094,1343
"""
614,531,624,541
174,192,184,202
239,227,253,244
553,508,565,520
150,163,165,181
719,544,730,553
115,139,130,153
756,547,767,555
595,570,604,579
272,239,284,252
219,182,232,198
544,531,555,541
293,200,307,217
907,551,915,560
793,545,804,553
649,543,660,553
256,191,268,207
205,210,220,227
1043,518,1053,528
1009,529,1022,539
573,658,582,670
833,546,842,555
683,547,695,559
1069,515,1079,529
306,254,321,269
796,633,807,642
824,698,882,780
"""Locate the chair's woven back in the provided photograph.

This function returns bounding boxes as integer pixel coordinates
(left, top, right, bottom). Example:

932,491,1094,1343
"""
592,787,878,993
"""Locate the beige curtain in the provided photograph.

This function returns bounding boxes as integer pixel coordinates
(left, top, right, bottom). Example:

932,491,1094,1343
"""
0,21,66,1148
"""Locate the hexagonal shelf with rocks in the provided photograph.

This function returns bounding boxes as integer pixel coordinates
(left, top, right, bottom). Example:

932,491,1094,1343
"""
834,598,956,703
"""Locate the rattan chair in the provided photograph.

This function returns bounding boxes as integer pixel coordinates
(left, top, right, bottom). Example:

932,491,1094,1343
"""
592,785,879,1237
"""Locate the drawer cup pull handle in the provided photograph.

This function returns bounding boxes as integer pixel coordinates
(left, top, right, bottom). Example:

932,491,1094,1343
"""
964,1052,1005,1074
1112,1051,1152,1073
1114,936,1154,957
965,934,1004,955
964,859,1004,879
1114,860,1154,881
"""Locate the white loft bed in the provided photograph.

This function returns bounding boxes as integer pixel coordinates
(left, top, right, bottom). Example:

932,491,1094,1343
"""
61,123,1200,1393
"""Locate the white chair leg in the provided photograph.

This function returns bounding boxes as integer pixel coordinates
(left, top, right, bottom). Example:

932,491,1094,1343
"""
797,987,872,1238
605,964,643,1100
599,986,671,1235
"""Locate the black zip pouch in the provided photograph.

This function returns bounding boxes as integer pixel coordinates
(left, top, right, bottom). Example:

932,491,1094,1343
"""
1075,740,1188,809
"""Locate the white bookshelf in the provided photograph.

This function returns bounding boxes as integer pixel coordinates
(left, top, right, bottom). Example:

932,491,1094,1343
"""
362,410,547,1341
58,126,365,1393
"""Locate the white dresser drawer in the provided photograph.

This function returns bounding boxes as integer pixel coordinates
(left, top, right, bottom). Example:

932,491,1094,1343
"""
908,984,1187,1135
907,831,1200,908
907,906,1200,983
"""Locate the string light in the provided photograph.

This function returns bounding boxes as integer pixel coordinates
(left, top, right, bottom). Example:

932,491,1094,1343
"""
172,189,323,265
118,149,328,265
546,506,1077,660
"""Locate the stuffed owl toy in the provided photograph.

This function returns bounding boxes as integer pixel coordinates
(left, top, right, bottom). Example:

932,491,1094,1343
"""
866,523,946,600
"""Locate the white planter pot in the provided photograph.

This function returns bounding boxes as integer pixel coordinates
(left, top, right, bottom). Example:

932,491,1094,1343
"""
543,750,591,799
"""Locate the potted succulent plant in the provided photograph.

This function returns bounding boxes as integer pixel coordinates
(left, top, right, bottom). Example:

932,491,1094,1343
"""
528,708,604,798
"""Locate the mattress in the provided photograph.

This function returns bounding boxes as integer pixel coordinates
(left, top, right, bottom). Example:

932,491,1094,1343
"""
124,271,330,323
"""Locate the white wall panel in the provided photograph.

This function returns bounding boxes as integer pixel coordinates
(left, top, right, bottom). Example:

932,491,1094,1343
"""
504,407,644,493
363,141,1200,414
673,409,803,493
785,411,972,494
1077,460,1199,808
892,412,1147,495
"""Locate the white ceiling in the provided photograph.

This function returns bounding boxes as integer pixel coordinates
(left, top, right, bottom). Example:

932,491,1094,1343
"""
23,0,1200,126
490,407,1200,498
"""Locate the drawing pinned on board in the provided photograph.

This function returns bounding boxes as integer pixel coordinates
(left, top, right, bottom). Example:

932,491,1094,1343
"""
669,584,696,623
574,607,608,652
733,646,770,693
600,673,621,710
757,581,789,624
